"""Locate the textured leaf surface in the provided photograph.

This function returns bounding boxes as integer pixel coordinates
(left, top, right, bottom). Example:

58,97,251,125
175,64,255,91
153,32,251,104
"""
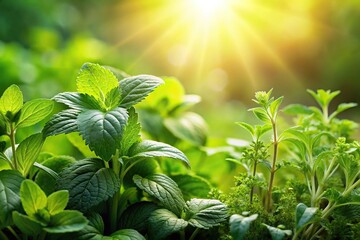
129,140,189,166
20,180,47,217
111,229,146,240
119,202,160,231
12,211,42,236
53,92,100,110
171,174,211,200
16,99,54,128
295,203,317,231
148,208,188,240
119,75,164,108
44,210,88,233
16,133,44,176
133,174,185,216
0,84,23,117
78,107,128,160
186,198,228,229
230,214,258,240
0,170,24,226
76,63,119,104
43,109,79,137
120,107,141,155
57,159,120,212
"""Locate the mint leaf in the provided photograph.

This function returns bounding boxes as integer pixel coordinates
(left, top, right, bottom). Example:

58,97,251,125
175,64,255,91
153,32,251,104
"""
133,174,185,216
43,109,79,137
0,84,23,118
0,170,25,226
12,211,42,236
77,107,128,160
44,210,88,233
16,133,44,176
57,159,120,212
129,140,189,166
230,214,258,240
262,224,292,240
76,63,119,106
120,107,141,155
16,99,54,128
111,229,146,240
47,190,69,215
186,199,228,229
148,208,188,240
119,75,164,108
171,174,212,200
53,92,99,110
295,203,317,231
20,180,47,217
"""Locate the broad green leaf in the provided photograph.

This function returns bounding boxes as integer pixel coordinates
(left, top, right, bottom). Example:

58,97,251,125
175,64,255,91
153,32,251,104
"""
148,208,188,240
0,170,25,226
133,174,185,216
269,96,283,117
236,122,254,137
76,63,119,105
53,92,100,110
262,224,292,240
169,94,201,114
20,180,47,217
295,203,317,231
16,99,54,128
249,107,270,123
57,158,120,212
171,174,212,200
164,112,208,146
43,109,79,137
111,229,146,240
105,87,122,110
186,198,228,229
47,190,69,215
230,214,258,240
119,202,160,232
282,104,314,115
66,133,96,158
120,107,141,155
330,102,358,120
123,159,159,189
137,109,167,140
44,210,88,233
307,89,340,108
0,84,23,118
119,75,164,108
87,212,104,234
12,211,42,236
61,224,103,240
128,140,189,166
16,133,44,176
77,107,128,160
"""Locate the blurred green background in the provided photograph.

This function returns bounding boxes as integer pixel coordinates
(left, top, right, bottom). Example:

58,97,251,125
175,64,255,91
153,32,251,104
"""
1,0,359,148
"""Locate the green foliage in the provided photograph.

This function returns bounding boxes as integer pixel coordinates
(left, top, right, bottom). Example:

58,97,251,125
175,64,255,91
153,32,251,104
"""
229,213,258,240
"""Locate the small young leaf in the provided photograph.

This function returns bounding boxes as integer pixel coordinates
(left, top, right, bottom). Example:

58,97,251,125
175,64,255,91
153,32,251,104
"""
16,133,44,176
16,99,54,128
43,109,79,137
76,63,119,105
77,107,128,160
282,104,314,115
0,84,23,118
236,122,255,137
269,96,283,117
47,190,69,215
128,140,189,166
262,224,292,240
249,107,270,123
230,214,258,240
20,180,47,217
44,210,88,233
295,203,317,231
148,208,188,240
329,102,357,120
186,198,228,229
57,158,120,212
0,170,25,226
133,174,185,216
171,174,212,200
119,75,164,108
111,229,146,240
12,211,42,236
120,107,141,155
53,92,100,110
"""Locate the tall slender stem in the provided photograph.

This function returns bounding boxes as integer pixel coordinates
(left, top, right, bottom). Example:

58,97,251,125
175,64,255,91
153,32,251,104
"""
9,124,17,170
250,160,257,204
110,151,121,232
189,228,200,240
267,119,278,211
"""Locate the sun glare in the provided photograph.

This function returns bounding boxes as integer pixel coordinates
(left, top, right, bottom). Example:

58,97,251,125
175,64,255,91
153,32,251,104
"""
190,0,228,18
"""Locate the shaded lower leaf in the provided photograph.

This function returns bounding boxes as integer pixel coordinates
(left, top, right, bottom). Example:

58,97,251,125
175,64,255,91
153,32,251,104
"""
263,224,292,240
171,174,211,200
230,214,258,240
43,109,79,137
148,208,188,240
111,229,146,240
119,202,160,231
57,158,120,212
12,211,42,236
295,203,317,231
44,210,88,233
186,198,228,229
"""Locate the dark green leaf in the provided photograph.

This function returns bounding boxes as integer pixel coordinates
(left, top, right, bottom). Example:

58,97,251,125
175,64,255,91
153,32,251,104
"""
16,99,54,128
129,140,189,166
0,170,25,226
262,224,292,240
120,107,141,155
44,210,88,233
164,112,207,146
119,75,164,108
148,208,188,240
16,133,44,176
123,159,159,189
43,109,79,137
57,159,120,212
230,214,258,240
20,180,47,217
0,84,23,118
12,211,42,236
171,174,211,200
282,104,313,115
77,107,128,160
295,203,317,231
119,202,160,232
111,229,146,240
53,92,100,110
133,174,185,216
186,198,228,229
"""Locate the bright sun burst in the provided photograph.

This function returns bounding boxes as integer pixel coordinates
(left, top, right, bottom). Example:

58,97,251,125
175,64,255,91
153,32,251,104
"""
190,0,228,19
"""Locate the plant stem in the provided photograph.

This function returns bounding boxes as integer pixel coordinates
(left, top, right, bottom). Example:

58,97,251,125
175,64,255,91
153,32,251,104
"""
9,124,17,170
179,229,186,240
7,226,20,240
250,159,257,204
110,151,121,232
266,118,278,211
189,228,200,240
